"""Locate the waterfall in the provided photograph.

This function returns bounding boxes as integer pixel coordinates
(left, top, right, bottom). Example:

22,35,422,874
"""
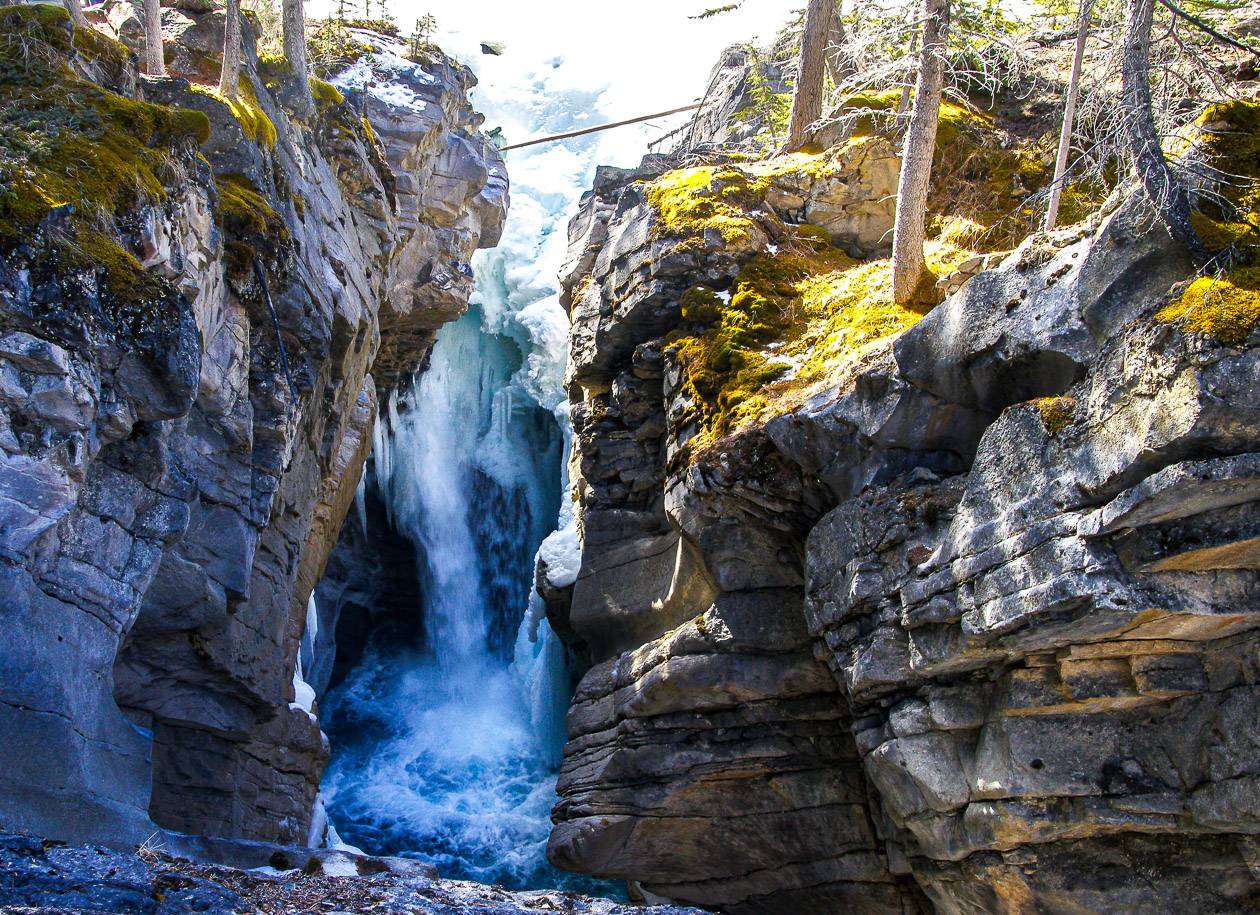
310,11,731,893
320,301,585,889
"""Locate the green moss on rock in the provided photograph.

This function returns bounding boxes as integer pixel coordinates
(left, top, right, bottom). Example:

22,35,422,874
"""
71,21,131,76
193,77,276,148
0,5,208,312
216,173,289,277
1195,100,1260,264
667,234,977,453
1157,267,1260,344
645,165,770,249
0,3,73,55
309,77,345,109
1030,396,1077,435
1157,100,1260,343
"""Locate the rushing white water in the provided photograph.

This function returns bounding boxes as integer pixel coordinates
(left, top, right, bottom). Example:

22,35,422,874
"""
317,32,614,892
321,302,577,887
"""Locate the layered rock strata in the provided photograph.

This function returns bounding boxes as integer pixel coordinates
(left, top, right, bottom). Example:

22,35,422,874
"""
804,206,1260,911
547,98,1260,914
548,154,928,912
0,8,505,849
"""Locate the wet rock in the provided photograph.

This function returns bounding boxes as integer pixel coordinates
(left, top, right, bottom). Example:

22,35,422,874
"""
0,831,702,914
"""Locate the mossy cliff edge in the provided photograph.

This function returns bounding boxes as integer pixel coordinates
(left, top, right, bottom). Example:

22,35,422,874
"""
547,40,1260,915
0,4,505,850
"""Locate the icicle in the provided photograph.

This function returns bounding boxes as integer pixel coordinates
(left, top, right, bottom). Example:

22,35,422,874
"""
354,469,368,535
291,592,318,723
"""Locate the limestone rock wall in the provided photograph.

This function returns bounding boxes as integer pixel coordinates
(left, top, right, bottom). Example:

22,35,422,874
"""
804,210,1260,911
0,12,505,848
548,140,1259,912
549,157,928,911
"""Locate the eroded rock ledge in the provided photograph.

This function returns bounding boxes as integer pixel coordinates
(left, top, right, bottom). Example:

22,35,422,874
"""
0,6,505,849
546,74,1260,912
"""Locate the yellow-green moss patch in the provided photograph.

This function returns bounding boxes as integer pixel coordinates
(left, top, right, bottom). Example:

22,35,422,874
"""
645,165,770,249
309,77,345,108
1157,268,1260,344
1195,100,1260,263
667,238,976,451
71,22,131,76
0,3,73,55
836,89,993,144
0,7,206,311
0,54,208,241
216,173,289,276
1155,101,1260,342
193,77,276,149
1030,396,1077,435
258,53,293,87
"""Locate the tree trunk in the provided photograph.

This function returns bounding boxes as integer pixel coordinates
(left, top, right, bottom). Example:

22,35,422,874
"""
219,0,242,98
825,2,855,87
1121,0,1206,261
1044,0,1092,232
63,0,87,29
896,31,919,129
891,0,949,306
143,0,164,76
786,0,832,150
283,0,313,110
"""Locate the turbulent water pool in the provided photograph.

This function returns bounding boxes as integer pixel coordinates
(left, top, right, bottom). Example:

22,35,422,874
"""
319,305,579,890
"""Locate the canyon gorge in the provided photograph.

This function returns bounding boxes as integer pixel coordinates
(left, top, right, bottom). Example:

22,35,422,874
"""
0,1,1258,913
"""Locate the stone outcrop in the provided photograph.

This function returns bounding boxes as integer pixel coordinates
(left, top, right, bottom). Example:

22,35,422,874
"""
550,154,930,911
804,209,1260,911
0,9,504,850
547,84,1260,913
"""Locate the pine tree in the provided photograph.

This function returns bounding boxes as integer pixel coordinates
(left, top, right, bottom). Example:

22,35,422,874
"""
219,0,243,98
890,0,950,305
1120,0,1205,261
63,0,87,28
409,14,437,58
283,0,313,111
786,0,831,150
143,0,165,75
1044,0,1092,231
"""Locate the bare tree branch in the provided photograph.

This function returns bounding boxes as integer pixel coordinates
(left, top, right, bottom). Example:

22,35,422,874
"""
1155,0,1260,57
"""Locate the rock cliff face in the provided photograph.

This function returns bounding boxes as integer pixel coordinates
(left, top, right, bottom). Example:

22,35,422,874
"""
0,6,504,849
546,80,1260,912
